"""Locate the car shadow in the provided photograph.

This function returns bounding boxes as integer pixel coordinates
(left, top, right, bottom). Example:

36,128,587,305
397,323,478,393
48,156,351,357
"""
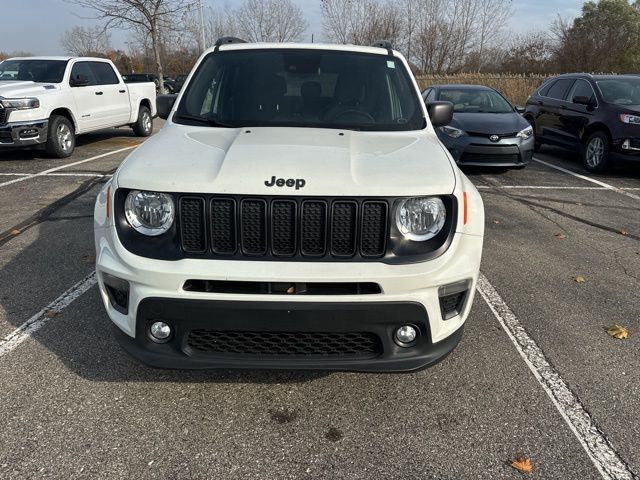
537,145,640,180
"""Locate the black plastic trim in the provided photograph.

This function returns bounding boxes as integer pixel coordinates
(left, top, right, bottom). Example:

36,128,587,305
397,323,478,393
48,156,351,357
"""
330,200,358,258
179,196,207,254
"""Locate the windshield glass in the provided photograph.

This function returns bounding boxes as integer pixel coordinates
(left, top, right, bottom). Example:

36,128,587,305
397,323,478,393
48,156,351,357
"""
597,78,640,105
0,60,68,83
175,49,424,131
437,88,513,113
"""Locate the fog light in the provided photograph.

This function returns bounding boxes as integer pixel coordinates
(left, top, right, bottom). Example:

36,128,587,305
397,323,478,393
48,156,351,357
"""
622,139,631,150
149,321,172,342
19,128,39,138
395,325,418,346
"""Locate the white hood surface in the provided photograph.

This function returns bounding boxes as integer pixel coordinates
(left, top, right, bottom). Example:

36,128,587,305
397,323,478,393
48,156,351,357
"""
0,81,59,98
116,125,457,197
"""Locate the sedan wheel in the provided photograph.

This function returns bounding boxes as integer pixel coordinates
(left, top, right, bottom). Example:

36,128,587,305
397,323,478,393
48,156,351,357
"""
583,131,610,173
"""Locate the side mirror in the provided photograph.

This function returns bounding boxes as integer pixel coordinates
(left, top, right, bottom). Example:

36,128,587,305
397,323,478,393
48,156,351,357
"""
427,101,454,128
573,96,592,106
515,105,526,114
70,75,90,87
157,94,177,120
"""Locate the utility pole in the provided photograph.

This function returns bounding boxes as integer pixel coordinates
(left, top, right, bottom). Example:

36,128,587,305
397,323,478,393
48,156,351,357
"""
199,0,206,53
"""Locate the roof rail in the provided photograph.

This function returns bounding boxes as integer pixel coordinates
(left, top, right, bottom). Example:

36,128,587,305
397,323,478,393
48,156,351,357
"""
214,37,247,50
370,40,394,56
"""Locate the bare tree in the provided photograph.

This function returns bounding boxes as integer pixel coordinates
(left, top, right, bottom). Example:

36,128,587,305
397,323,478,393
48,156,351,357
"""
61,26,112,56
64,0,197,93
473,0,512,72
236,0,307,42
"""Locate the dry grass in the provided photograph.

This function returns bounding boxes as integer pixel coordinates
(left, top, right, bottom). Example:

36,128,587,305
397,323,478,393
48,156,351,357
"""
415,73,548,106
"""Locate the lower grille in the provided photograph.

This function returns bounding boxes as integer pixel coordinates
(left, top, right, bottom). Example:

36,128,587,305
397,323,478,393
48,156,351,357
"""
186,330,382,357
460,152,521,164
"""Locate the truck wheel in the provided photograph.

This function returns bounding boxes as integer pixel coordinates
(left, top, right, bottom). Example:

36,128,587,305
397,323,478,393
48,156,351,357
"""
45,115,75,158
132,106,153,137
583,131,610,173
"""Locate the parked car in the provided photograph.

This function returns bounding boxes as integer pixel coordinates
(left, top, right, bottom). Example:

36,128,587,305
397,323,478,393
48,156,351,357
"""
0,56,156,158
524,73,640,172
422,84,534,168
166,74,188,93
93,38,485,372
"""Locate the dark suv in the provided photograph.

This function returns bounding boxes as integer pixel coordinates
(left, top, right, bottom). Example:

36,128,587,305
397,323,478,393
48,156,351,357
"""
525,74,640,172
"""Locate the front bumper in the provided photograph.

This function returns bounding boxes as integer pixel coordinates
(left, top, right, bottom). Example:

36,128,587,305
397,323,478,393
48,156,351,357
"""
0,119,48,147
438,133,534,167
96,213,483,371
612,137,640,163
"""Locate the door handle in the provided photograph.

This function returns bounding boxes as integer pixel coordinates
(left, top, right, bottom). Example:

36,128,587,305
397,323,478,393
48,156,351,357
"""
95,91,104,95
119,89,126,93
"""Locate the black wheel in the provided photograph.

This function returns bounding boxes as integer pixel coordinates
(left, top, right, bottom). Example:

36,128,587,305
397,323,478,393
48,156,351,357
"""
583,131,610,173
132,105,153,137
45,115,75,158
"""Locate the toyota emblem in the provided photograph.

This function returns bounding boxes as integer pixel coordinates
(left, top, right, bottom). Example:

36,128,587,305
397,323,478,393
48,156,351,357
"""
489,135,499,142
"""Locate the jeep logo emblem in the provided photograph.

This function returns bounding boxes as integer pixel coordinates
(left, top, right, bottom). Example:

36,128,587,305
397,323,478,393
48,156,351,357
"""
264,176,306,190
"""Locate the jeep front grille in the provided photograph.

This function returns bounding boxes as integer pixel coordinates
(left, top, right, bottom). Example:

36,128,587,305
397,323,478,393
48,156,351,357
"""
178,196,389,260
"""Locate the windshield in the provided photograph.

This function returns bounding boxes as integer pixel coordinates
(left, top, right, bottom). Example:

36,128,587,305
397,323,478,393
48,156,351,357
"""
597,78,640,105
175,49,425,131
0,60,68,83
437,88,513,113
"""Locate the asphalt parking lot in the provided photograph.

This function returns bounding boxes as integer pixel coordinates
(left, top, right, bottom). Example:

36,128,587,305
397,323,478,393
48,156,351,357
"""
0,125,638,479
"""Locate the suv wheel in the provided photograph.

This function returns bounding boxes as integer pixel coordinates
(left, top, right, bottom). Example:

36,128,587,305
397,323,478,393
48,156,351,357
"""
583,131,610,173
132,106,153,137
45,115,75,158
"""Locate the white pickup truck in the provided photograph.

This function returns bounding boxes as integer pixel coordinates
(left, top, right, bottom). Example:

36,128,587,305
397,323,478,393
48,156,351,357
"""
0,56,156,158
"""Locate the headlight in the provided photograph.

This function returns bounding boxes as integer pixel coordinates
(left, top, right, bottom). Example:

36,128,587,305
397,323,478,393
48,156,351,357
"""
395,197,446,241
124,190,174,236
439,126,466,138
0,97,40,109
517,126,534,139
620,114,640,125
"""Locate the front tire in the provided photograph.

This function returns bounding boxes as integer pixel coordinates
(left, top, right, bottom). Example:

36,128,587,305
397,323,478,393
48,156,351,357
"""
583,131,610,173
45,115,75,158
132,106,153,137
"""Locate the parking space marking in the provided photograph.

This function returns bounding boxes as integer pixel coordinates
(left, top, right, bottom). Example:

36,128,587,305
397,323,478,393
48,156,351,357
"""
533,158,640,201
0,272,96,358
477,273,637,480
475,185,640,190
0,173,111,178
0,146,135,189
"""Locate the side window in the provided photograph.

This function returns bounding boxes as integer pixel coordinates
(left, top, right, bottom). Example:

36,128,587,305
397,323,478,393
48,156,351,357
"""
568,79,596,104
538,80,555,97
422,89,432,101
547,79,575,100
70,62,97,86
91,62,119,85
425,89,436,102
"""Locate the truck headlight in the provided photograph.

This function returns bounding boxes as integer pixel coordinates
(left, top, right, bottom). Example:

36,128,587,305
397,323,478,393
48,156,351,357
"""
439,126,466,138
395,197,446,241
517,126,534,139
620,114,640,125
0,97,40,109
124,190,174,236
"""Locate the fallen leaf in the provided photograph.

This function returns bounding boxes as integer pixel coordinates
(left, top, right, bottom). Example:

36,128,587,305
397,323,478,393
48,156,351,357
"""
82,254,96,264
607,325,628,340
574,275,586,283
511,458,532,473
576,202,583,206
620,230,629,236
554,233,567,239
493,219,500,224
44,311,58,319
10,229,21,236
286,286,295,294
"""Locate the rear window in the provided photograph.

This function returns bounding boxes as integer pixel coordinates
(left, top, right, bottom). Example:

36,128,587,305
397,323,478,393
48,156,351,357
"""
546,79,575,100
175,48,425,132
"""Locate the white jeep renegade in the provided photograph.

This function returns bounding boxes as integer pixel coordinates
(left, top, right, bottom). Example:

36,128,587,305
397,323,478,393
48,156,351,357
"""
94,38,484,372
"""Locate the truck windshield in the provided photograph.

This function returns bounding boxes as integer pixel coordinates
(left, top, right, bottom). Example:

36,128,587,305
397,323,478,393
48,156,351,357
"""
597,78,640,105
0,60,68,83
175,49,425,131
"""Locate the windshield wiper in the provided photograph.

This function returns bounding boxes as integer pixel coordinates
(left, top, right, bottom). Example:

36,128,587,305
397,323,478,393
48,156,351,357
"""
174,113,235,128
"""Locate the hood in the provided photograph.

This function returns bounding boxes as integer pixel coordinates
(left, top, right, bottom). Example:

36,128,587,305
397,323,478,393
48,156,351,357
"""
116,125,457,197
0,81,59,98
451,112,529,135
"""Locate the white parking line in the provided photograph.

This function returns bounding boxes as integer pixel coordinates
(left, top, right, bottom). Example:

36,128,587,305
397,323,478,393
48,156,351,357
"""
0,146,134,188
533,157,640,201
0,272,96,358
477,273,636,480
0,173,111,178
475,185,640,190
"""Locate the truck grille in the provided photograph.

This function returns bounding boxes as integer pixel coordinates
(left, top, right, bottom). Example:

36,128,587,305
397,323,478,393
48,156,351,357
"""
186,330,382,357
178,196,389,260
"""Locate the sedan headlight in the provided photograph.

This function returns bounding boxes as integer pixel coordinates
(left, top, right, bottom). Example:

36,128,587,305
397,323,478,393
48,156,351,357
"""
620,114,640,125
124,190,174,236
395,197,446,241
517,126,534,139
439,126,466,138
0,97,40,109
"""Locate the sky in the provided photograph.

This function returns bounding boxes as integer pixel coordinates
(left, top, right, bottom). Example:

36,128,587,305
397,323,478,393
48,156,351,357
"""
0,0,586,56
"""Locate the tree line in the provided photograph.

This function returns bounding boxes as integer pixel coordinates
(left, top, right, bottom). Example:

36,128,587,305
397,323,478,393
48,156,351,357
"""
5,0,640,92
